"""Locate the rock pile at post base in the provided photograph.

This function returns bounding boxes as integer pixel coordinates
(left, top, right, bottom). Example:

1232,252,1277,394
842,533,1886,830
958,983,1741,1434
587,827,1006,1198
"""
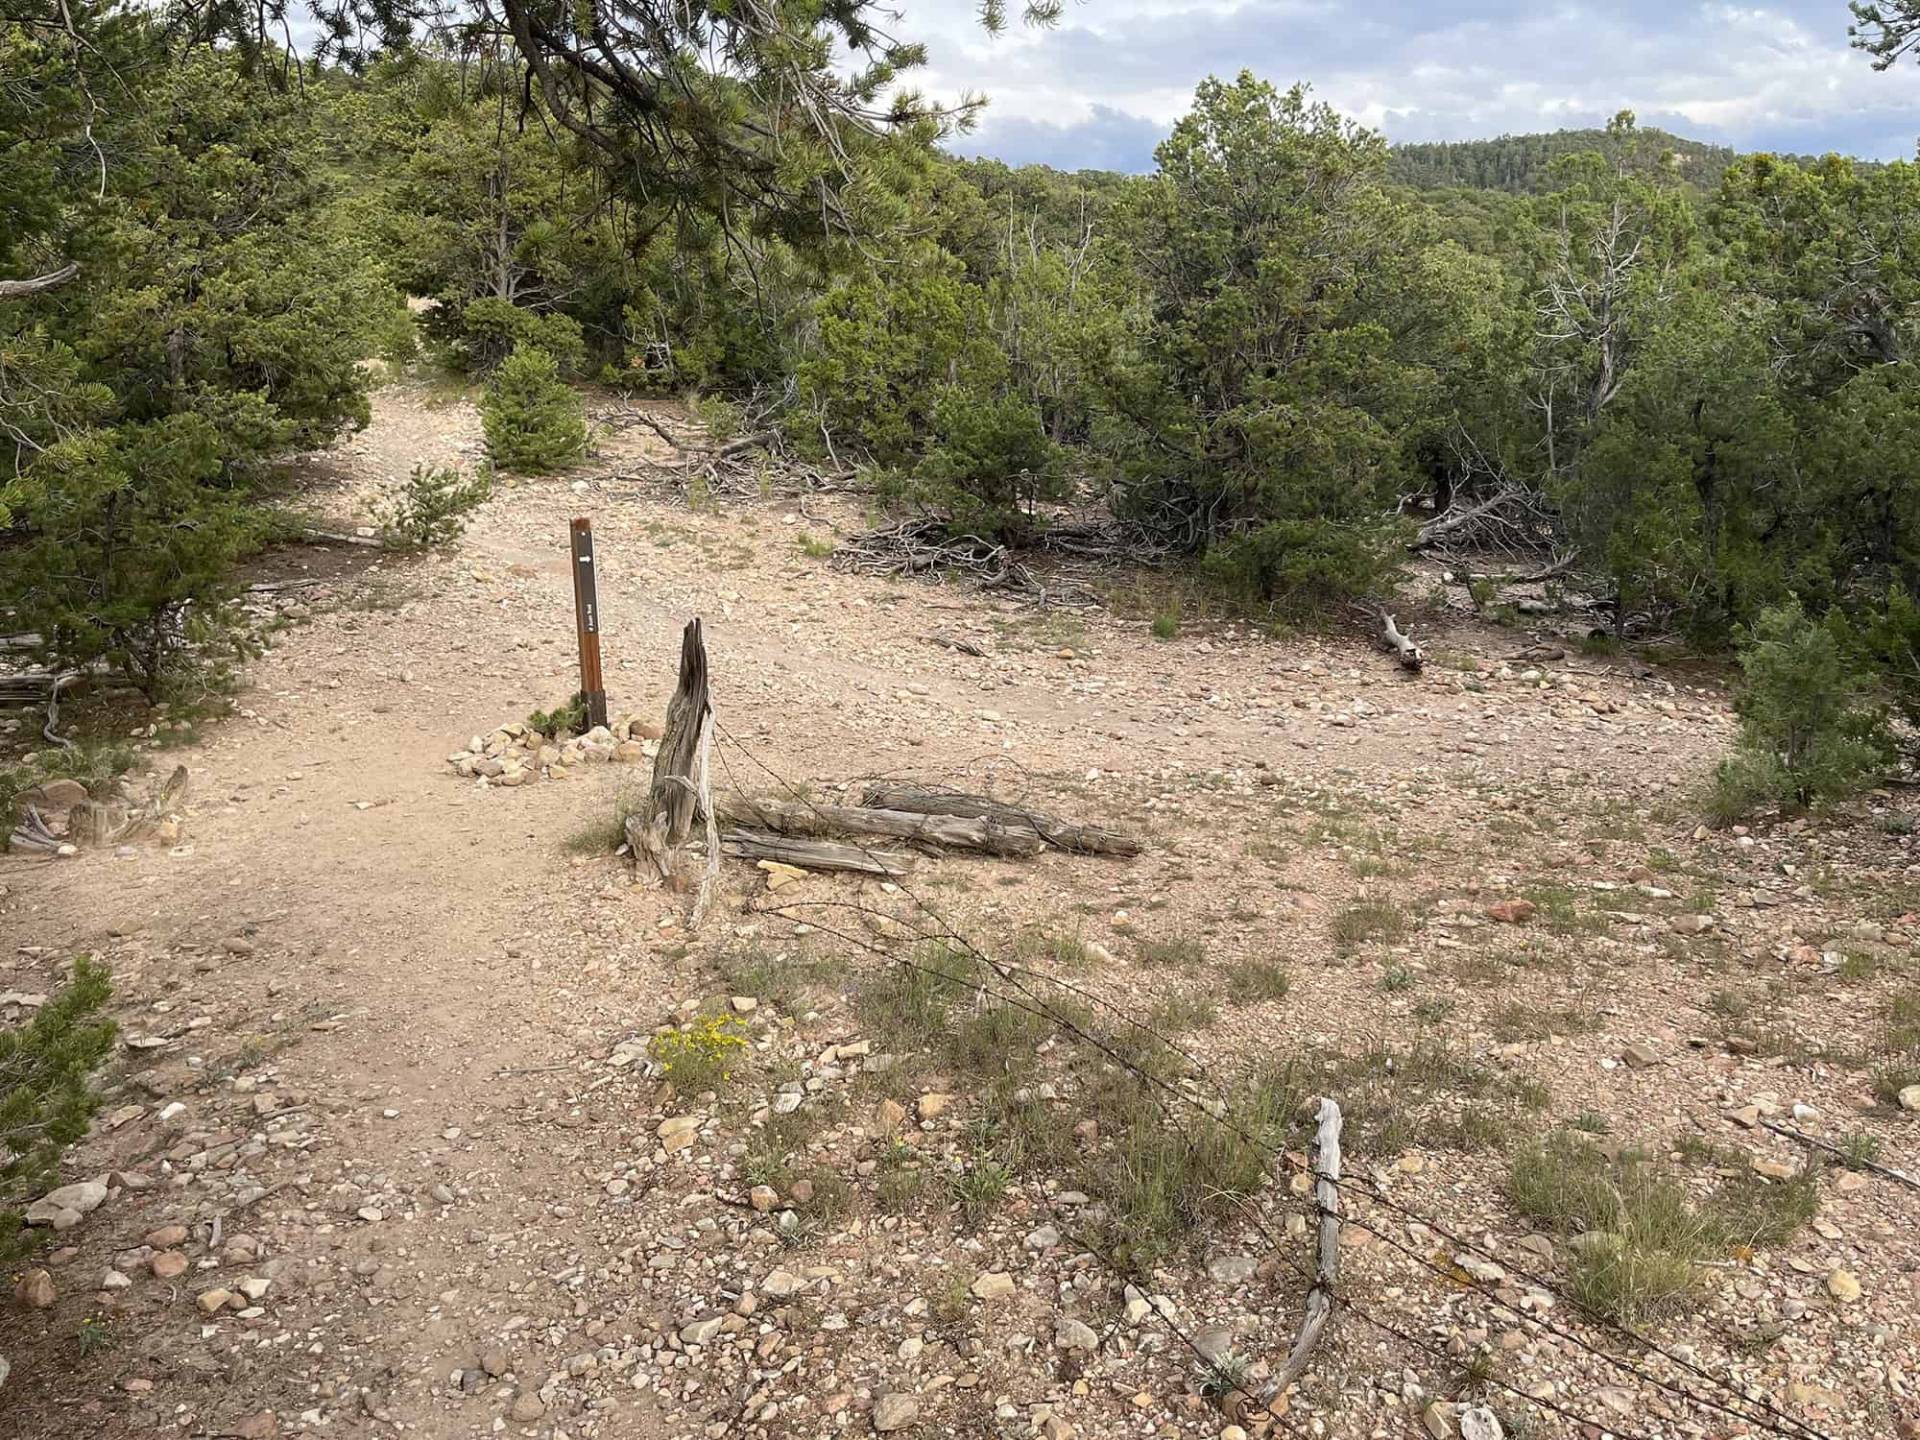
444,710,662,788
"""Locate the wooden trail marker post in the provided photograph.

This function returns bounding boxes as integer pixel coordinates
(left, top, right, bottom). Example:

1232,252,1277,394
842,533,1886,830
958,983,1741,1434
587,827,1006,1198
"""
569,518,609,731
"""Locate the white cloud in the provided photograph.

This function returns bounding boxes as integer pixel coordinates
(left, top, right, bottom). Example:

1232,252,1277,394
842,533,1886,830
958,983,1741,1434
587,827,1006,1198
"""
889,0,1919,169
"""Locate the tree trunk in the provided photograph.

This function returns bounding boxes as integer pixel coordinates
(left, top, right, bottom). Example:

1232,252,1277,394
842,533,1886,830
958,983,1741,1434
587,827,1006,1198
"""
625,619,713,882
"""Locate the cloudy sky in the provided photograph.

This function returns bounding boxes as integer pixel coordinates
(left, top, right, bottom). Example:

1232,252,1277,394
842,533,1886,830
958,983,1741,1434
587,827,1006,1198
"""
882,0,1919,171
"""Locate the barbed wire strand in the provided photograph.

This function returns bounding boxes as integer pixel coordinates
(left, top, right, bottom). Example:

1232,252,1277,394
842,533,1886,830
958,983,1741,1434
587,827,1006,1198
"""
696,711,1832,1440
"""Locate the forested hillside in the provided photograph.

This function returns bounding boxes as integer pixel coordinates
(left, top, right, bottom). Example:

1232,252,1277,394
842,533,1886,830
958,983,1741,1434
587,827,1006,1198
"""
10,13,1918,818
1389,126,1747,192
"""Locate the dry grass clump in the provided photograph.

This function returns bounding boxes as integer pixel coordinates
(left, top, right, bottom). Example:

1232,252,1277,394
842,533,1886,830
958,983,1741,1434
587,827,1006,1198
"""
1509,1131,1821,1325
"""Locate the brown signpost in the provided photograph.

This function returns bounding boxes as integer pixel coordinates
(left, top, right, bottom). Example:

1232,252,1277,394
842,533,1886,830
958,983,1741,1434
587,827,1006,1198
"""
569,518,609,731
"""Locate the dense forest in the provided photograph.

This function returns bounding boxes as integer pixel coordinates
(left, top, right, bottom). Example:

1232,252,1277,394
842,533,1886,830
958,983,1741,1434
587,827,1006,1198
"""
2,0,1918,822
1388,127,1748,193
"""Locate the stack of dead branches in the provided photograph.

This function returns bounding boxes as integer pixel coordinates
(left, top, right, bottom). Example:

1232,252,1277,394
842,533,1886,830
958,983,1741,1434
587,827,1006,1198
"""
605,393,856,499
833,518,1045,597
1412,483,1561,556
1035,515,1178,567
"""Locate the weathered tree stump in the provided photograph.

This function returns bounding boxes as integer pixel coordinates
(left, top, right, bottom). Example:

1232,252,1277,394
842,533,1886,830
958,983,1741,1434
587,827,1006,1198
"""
625,619,713,886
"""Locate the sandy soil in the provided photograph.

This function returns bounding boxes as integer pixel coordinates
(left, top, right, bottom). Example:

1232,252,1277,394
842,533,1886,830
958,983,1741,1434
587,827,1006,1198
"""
1,380,1915,1440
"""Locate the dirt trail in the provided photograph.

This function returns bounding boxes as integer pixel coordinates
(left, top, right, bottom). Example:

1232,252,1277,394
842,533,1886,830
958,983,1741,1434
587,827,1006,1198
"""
2,382,1915,1440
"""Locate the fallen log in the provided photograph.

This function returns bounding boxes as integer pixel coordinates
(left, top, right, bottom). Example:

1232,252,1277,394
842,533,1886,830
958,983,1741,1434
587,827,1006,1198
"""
720,828,910,876
858,784,1141,858
296,526,382,548
1380,613,1423,672
721,794,1046,859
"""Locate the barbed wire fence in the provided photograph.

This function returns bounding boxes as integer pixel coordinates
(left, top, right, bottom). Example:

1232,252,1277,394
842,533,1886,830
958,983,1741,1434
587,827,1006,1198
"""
659,668,1838,1440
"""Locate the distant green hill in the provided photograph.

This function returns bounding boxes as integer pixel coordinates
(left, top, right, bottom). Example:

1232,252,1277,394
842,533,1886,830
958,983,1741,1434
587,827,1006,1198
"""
1389,128,1766,193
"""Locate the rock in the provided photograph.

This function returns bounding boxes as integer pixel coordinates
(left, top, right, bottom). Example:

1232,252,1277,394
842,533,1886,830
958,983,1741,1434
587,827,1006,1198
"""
15,1269,55,1309
873,1098,907,1134
145,1224,189,1248
196,1288,234,1315
151,1251,188,1279
509,1392,545,1423
1620,1041,1659,1069
1591,1387,1635,1416
1899,1083,1920,1114
1422,1400,1456,1438
1025,1224,1061,1251
758,861,807,892
25,1179,108,1226
657,1115,700,1153
1037,1417,1074,1440
1485,899,1536,925
481,1350,509,1378
1206,1254,1258,1285
1670,914,1715,935
970,1271,1015,1301
1192,1324,1234,1361
917,1093,952,1121
749,1185,779,1213
872,1393,920,1432
1751,1157,1797,1180
100,1269,131,1291
679,1315,725,1345
1054,1316,1099,1352
1827,1269,1862,1303
232,1412,278,1439
763,1269,804,1298
1458,1407,1504,1440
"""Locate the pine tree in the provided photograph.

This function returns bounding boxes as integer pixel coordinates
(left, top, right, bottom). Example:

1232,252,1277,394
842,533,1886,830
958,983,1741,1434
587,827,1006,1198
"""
481,348,589,473
1,957,116,1262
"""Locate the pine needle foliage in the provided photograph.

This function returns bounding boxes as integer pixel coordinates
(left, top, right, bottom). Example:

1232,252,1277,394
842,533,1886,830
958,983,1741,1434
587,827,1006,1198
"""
1,957,117,1262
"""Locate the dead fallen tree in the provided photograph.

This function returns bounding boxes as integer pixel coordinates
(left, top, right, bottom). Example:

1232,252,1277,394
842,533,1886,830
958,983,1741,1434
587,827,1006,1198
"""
607,396,856,498
10,765,190,856
720,829,911,876
1412,483,1557,554
833,518,1042,596
615,622,1142,916
858,783,1142,858
1378,613,1422,672
720,794,1047,859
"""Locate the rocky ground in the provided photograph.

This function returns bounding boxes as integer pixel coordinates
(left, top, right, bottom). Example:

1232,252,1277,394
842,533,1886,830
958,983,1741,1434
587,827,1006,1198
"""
1,380,1917,1440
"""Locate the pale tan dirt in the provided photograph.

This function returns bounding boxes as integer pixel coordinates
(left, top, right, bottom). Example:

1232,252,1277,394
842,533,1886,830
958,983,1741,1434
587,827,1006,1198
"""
0,380,1915,1440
